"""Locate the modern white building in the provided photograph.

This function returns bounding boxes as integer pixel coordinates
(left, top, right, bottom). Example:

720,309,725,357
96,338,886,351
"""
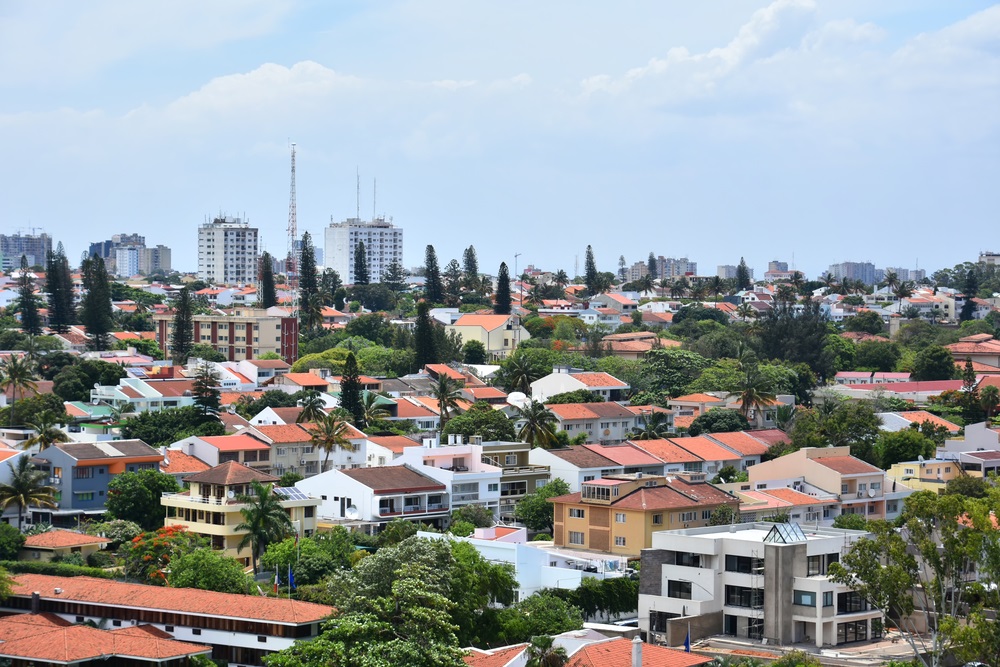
197,215,259,284
388,440,503,517
114,245,140,278
324,216,403,284
639,523,881,649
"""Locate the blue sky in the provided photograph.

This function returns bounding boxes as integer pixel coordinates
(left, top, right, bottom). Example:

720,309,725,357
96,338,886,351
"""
0,1,997,280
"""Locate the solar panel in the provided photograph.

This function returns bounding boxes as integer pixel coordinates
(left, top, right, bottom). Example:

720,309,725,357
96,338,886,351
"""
274,486,309,501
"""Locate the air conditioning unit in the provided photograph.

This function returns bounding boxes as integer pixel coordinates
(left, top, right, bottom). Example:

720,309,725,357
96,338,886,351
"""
300,459,307,466
856,492,864,498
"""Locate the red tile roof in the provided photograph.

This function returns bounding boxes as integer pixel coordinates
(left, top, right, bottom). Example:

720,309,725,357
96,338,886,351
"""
813,456,882,475
184,460,278,485
252,424,311,443
199,434,271,452
464,643,528,667
23,530,111,549
670,436,741,463
367,435,418,455
547,446,617,469
160,449,212,475
341,466,446,493
280,373,330,387
706,431,770,457
10,574,333,624
566,637,711,667
894,410,961,433
569,372,628,388
453,314,514,331
631,439,703,464
583,443,662,467
670,393,724,404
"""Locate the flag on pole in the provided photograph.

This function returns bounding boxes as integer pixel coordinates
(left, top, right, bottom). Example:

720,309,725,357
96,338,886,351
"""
684,623,691,652
273,571,279,594
289,567,296,591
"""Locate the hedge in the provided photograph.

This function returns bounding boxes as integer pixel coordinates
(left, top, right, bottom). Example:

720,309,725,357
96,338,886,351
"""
0,560,116,579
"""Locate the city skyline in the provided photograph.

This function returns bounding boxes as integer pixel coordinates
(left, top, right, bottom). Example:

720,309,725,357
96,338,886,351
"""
0,1,996,278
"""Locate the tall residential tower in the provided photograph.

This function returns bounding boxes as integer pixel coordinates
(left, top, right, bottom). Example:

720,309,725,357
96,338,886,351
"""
197,216,259,284
324,216,403,284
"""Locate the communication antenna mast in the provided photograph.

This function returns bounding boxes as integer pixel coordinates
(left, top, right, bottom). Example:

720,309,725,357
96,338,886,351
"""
356,167,360,220
287,143,298,312
373,178,377,220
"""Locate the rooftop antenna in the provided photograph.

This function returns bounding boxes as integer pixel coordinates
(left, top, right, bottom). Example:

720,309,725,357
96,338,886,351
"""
287,142,298,314
356,167,360,220
373,178,377,221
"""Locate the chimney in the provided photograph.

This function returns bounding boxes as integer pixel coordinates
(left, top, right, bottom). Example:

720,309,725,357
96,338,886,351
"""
31,592,40,614
631,635,643,667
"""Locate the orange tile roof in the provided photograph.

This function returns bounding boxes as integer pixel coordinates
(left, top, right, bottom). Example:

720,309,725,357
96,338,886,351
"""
671,393,724,403
281,373,330,387
895,410,961,433
670,436,741,463
199,434,271,452
813,455,882,475
583,443,662,467
631,439,703,464
394,399,437,419
23,530,111,549
464,643,528,667
467,387,507,399
252,424,312,443
368,435,419,455
10,574,333,625
160,449,211,475
706,431,770,457
546,403,599,420
452,314,514,331
425,364,466,381
184,460,278,485
760,487,819,506
220,391,264,406
570,372,628,388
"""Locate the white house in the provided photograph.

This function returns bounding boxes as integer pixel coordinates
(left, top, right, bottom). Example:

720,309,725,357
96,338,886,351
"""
530,368,629,403
387,440,503,517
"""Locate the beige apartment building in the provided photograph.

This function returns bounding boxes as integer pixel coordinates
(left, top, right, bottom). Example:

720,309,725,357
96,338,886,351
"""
154,307,299,363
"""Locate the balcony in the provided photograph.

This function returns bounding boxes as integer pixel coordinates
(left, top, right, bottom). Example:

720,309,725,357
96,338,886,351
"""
501,465,549,476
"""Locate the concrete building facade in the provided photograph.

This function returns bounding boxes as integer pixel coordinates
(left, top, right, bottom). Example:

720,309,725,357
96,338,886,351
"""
197,216,259,284
153,307,299,363
324,216,403,284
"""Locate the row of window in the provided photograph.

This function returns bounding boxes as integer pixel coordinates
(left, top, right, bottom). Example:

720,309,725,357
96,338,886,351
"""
567,531,626,547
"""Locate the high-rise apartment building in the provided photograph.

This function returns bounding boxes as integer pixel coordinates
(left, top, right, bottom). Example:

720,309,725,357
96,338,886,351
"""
139,245,172,275
153,307,298,363
884,266,926,283
197,216,259,284
0,231,52,271
656,256,697,278
114,246,140,278
717,265,738,279
324,216,403,284
827,261,877,286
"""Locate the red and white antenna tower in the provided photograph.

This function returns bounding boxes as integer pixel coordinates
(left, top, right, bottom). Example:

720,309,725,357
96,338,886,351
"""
287,142,298,312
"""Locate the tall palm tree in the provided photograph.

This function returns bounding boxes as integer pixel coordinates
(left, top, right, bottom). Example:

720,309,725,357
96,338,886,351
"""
736,303,755,322
981,385,1000,422
105,400,134,427
737,361,777,429
553,269,569,289
707,275,723,302
235,480,293,574
525,635,568,667
893,281,914,301
515,400,558,448
504,354,541,395
22,412,70,451
882,270,900,294
307,413,354,472
432,375,462,433
789,271,805,294
359,392,390,429
630,410,671,440
0,355,38,426
0,457,56,530
296,391,327,424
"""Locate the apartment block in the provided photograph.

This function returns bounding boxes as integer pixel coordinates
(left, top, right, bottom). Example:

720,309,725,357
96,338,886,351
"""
324,216,403,284
197,216,259,284
153,307,299,363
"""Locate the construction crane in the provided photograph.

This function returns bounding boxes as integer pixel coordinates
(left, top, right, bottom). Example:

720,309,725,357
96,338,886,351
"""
287,143,298,313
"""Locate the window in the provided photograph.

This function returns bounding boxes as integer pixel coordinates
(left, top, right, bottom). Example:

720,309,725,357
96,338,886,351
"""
841,483,849,494
807,555,824,576
823,591,834,607
74,467,94,479
569,508,585,519
701,510,712,520
192,629,202,636
615,536,626,547
505,454,518,466
568,531,584,545
904,468,914,475
793,590,816,607
725,555,764,574
488,483,499,493
858,483,867,492
583,475,595,482
838,591,869,613
667,580,693,600
871,482,881,490
680,511,695,522
258,636,267,643
75,492,95,501
725,585,763,608
652,514,663,525
615,512,626,523
582,485,611,501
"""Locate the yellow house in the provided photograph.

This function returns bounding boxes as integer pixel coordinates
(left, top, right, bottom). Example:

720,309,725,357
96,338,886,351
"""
162,461,319,567
445,314,530,360
19,530,111,563
550,473,739,557
887,459,961,492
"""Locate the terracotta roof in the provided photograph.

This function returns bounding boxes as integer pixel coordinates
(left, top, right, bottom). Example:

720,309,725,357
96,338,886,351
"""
669,436,741,463
547,446,618,469
147,379,197,397
894,410,961,433
706,431,770,457
199,434,271,452
748,429,788,447
270,407,305,423
453,314,514,331
218,411,252,432
160,449,211,475
583,443,662,467
23,530,111,549
10,574,333,625
464,643,528,667
280,373,330,387
673,414,696,430
425,364,466,381
394,399,437,419
842,380,963,393
964,451,1000,461
252,424,312,444
547,403,601,420
246,359,291,369
760,487,820,506
341,466,446,493
813,455,882,475
569,372,628,388
630,439,703,464
0,613,211,663
184,461,278,485
466,387,508,399
670,393,724,403
368,435,419,455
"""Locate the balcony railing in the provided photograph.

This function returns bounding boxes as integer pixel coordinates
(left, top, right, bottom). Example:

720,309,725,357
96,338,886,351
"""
501,465,549,475
452,493,479,503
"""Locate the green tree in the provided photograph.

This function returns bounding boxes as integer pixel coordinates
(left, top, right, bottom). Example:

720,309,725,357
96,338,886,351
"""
119,405,223,447
494,262,512,315
943,475,990,498
353,241,370,285
462,246,481,294
106,469,180,531
236,480,293,574
708,504,740,526
308,413,354,473
78,256,114,351
424,245,444,304
339,352,364,425
735,257,752,291
22,411,71,451
545,389,603,404
279,470,304,487
735,357,777,429
432,374,462,433
452,504,495,528
170,287,195,364
463,339,487,364
911,345,957,381
687,409,749,436
499,352,544,394
584,245,599,296
441,401,515,442
296,391,327,424
0,355,38,426
188,342,226,362
45,244,75,333
515,400,558,448
875,429,933,469
525,635,569,667
854,340,902,373
515,479,570,532
299,231,319,308
261,534,350,585
0,522,25,560
122,525,206,585
258,251,278,308
629,410,672,440
844,311,885,335
710,465,747,484
168,549,250,594
494,593,583,648
15,256,42,336
960,270,979,322
0,457,55,531
757,300,836,380
413,301,439,369
642,348,711,397
191,363,221,418
381,259,406,293
831,513,868,530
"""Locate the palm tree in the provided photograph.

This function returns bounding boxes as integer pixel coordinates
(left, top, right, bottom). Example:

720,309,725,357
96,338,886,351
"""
503,354,541,395
882,270,900,294
359,392,390,428
737,361,777,429
690,282,708,301
775,284,797,305
432,374,462,433
308,413,354,472
296,391,327,424
105,400,134,426
707,275,723,302
893,281,914,301
515,401,558,448
736,303,755,322
553,269,569,289
235,480,293,574
774,404,798,432
0,457,56,531
820,272,837,294
981,385,1000,422
525,635,568,667
789,271,805,295
630,410,671,440
22,411,70,451
0,355,38,426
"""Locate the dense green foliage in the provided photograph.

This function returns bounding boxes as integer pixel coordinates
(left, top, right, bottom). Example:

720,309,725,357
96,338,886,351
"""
106,469,180,531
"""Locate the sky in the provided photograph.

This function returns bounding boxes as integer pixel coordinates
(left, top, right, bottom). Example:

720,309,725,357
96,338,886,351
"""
0,1,997,280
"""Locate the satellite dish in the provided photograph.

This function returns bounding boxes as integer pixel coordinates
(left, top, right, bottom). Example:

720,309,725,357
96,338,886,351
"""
868,488,876,498
917,455,925,463
227,490,235,499
345,506,359,520
94,382,101,389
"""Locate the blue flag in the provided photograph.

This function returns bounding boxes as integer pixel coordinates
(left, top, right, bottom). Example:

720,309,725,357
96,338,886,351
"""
288,566,296,590
684,626,691,652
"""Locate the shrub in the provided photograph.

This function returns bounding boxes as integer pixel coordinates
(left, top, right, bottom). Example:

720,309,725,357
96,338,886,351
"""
0,560,114,579
87,551,117,568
